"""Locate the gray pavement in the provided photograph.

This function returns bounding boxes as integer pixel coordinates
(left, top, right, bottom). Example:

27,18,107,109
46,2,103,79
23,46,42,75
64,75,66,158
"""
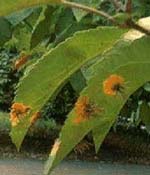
0,158,150,175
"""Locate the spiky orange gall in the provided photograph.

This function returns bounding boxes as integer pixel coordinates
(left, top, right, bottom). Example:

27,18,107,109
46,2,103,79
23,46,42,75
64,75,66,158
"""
11,103,30,113
73,115,85,124
73,96,90,124
14,54,29,70
103,74,125,96
73,96,102,124
10,102,31,127
10,112,19,127
50,139,61,157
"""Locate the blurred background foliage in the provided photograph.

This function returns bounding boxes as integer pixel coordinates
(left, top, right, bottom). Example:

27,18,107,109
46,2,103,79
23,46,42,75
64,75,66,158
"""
0,0,150,135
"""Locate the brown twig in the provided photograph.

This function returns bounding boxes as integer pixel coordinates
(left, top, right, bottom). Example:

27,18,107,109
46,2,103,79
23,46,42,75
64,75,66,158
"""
124,0,150,35
61,0,150,36
61,0,117,24
126,19,150,35
125,0,132,14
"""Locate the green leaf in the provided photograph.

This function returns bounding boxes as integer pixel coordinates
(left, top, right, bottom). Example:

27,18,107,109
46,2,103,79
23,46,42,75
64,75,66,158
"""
30,6,55,49
71,0,101,21
44,109,111,174
91,37,150,152
70,70,86,93
0,17,12,46
0,0,62,17
44,36,150,173
6,8,34,26
45,62,150,174
12,23,32,51
10,27,125,150
140,101,150,129
10,115,31,151
92,120,114,153
11,8,42,51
